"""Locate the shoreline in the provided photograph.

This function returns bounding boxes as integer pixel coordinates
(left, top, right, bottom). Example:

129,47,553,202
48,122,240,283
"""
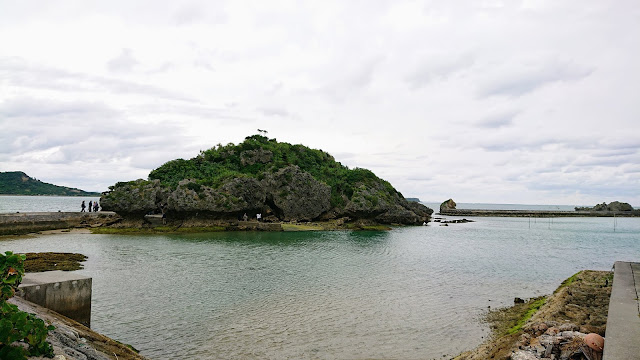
0,211,398,236
455,270,612,359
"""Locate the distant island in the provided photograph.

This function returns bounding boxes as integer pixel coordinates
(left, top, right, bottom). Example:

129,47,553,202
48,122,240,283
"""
0,171,100,196
574,201,634,212
438,198,639,217
101,134,433,227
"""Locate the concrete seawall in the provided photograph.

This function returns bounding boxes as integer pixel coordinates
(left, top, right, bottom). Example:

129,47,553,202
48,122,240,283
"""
0,211,120,235
439,209,640,217
19,271,92,327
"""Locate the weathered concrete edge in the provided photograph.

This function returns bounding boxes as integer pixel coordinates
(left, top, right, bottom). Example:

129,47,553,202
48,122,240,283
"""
9,296,147,360
19,271,92,327
603,261,640,360
0,211,120,235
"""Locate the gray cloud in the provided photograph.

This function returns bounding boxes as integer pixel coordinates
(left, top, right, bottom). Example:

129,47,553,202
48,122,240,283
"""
0,97,119,119
0,57,194,102
406,54,474,89
257,107,290,117
107,48,139,73
475,110,519,129
478,60,593,97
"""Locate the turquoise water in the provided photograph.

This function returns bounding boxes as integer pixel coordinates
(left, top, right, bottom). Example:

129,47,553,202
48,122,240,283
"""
1,215,639,359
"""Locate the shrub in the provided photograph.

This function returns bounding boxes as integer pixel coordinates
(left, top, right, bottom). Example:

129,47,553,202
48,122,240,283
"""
0,251,55,359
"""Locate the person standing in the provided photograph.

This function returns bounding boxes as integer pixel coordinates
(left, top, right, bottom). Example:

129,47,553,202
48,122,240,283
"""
93,201,99,212
88,200,93,212
81,201,86,212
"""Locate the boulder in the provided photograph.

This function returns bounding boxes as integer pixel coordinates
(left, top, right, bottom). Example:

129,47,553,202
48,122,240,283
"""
440,198,457,213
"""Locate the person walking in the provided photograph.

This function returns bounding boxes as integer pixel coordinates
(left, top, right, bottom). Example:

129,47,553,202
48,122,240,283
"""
88,200,93,212
81,201,86,212
93,201,99,212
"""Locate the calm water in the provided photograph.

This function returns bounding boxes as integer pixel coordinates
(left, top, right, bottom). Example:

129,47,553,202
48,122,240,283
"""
2,208,639,359
0,195,101,213
1,197,639,358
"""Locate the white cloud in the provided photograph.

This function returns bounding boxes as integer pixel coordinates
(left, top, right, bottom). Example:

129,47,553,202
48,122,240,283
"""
0,0,638,205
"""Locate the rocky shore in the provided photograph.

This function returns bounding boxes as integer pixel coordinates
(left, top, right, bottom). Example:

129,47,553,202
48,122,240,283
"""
455,270,611,360
9,296,146,360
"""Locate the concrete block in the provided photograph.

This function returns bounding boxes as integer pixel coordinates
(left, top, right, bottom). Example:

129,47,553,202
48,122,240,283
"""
19,271,92,328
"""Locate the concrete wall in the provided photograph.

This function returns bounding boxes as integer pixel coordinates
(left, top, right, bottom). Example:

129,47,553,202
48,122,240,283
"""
19,271,92,328
0,211,119,235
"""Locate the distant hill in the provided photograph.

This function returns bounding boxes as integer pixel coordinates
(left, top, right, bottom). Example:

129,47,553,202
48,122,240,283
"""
0,171,100,196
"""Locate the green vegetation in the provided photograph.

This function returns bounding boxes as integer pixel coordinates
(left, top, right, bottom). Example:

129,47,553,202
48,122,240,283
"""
0,251,55,359
23,253,87,273
0,171,99,196
556,271,580,292
146,134,401,208
505,297,546,335
281,223,327,231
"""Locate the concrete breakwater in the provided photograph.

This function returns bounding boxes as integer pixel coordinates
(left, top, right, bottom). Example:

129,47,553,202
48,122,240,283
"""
19,271,92,328
0,211,121,235
439,209,640,217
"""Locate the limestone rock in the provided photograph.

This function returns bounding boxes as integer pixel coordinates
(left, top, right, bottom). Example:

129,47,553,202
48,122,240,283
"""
100,179,168,215
240,148,273,166
440,198,457,213
262,165,331,221
168,177,265,214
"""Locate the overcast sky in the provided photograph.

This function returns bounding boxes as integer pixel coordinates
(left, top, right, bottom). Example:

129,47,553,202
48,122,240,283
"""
1,1,639,206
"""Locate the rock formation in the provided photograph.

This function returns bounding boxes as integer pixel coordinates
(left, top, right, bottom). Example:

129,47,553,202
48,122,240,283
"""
440,198,457,213
101,135,433,225
575,201,634,212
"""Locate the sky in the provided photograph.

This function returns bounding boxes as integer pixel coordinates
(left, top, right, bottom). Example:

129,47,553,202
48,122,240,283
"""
1,0,639,206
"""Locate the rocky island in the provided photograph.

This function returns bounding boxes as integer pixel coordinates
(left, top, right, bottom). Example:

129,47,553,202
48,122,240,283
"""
100,135,432,230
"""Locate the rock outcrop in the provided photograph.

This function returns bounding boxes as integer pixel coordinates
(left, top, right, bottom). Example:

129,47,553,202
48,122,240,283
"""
263,165,331,221
575,201,634,212
440,198,457,213
9,296,146,360
100,135,433,225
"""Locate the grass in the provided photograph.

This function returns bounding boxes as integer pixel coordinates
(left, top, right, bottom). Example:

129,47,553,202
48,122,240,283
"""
282,223,326,231
555,271,581,292
505,297,547,335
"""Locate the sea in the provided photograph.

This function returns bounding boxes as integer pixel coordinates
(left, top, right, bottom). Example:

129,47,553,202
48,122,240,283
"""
1,196,639,359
